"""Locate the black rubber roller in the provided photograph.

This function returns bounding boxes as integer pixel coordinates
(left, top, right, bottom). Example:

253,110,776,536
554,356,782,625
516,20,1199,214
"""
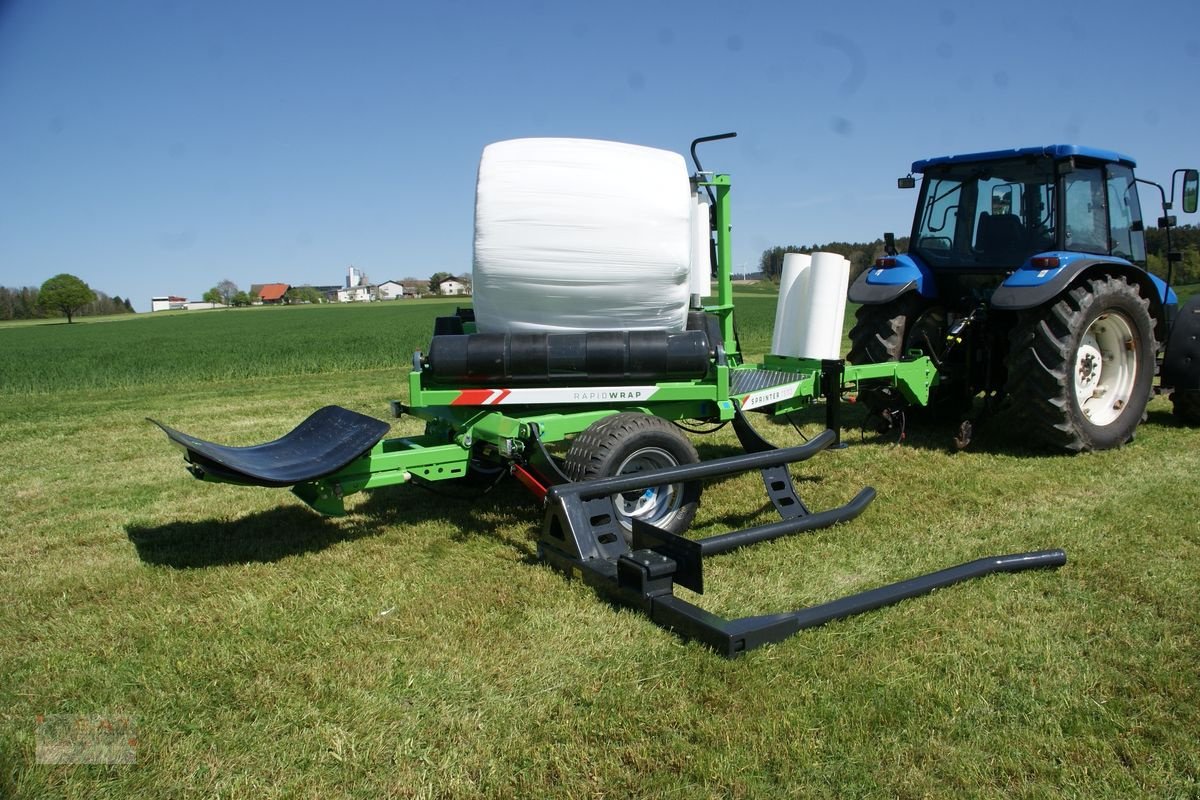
426,330,711,385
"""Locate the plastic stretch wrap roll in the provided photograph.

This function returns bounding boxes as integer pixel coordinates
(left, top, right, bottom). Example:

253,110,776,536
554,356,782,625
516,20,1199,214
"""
689,188,712,299
790,251,850,360
472,138,692,333
770,252,812,356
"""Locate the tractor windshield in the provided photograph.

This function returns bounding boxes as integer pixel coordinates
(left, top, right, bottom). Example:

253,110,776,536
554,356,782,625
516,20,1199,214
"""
913,157,1057,269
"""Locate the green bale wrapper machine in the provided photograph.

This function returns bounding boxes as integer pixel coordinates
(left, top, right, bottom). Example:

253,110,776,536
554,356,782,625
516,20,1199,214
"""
154,134,1063,656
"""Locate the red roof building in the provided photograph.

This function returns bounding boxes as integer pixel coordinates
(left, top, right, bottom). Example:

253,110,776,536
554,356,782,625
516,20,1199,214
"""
256,283,290,303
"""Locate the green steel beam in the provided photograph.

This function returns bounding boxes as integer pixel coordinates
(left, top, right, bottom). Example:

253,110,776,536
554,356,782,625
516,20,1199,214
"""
706,175,738,362
290,434,471,516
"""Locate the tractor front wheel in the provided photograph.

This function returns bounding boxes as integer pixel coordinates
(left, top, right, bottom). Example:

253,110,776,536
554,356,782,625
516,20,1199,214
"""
1005,275,1156,451
563,413,700,540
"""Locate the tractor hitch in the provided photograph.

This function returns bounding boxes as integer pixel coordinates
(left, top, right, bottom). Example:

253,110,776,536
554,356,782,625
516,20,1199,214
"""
538,428,1065,657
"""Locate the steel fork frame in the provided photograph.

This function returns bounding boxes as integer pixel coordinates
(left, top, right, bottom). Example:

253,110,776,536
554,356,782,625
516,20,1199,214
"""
537,429,1065,657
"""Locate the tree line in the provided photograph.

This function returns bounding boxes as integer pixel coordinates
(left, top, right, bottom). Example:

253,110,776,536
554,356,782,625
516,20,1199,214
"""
1146,224,1200,285
758,237,910,284
1,276,133,322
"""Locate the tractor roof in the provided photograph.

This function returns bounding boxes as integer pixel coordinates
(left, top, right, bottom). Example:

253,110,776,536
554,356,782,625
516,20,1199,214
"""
912,145,1136,173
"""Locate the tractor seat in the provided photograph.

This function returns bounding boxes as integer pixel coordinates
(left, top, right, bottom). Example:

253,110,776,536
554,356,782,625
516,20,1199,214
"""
975,212,1026,258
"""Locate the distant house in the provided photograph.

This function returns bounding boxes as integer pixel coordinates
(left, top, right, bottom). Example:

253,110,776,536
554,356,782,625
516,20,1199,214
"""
337,285,375,303
336,265,376,302
184,301,221,311
436,278,469,296
255,283,290,304
377,280,412,300
150,295,187,312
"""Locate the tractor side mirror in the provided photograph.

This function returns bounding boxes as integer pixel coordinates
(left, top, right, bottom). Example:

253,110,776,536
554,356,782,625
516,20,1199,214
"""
1183,169,1199,214
898,175,916,189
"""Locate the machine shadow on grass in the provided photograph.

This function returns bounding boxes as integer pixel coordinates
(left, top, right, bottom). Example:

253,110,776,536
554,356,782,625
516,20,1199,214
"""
355,480,541,561
1148,406,1187,428
126,506,375,569
775,401,1064,458
126,480,542,570
743,399,1085,459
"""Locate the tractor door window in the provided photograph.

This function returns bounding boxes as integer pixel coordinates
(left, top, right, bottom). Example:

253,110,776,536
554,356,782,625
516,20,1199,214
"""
1064,167,1108,254
1023,182,1055,251
915,177,961,259
1106,166,1145,262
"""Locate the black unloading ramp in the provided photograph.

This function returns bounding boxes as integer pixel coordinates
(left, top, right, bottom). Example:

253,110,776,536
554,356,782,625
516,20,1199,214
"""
150,405,390,487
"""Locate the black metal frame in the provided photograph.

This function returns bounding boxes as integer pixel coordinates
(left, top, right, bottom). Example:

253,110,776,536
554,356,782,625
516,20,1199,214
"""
537,428,1065,657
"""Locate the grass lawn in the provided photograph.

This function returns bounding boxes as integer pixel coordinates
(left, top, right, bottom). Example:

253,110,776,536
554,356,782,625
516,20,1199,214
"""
1,297,1198,798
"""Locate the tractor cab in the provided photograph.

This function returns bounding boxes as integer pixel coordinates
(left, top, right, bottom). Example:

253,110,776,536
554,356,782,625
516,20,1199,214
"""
849,145,1200,312
907,145,1145,273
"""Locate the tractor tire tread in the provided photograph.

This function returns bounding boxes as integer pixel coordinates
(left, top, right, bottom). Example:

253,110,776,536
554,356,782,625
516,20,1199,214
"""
847,294,926,365
1004,274,1155,451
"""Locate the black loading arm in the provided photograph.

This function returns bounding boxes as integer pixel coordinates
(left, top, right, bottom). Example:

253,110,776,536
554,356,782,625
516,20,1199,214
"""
538,428,1066,657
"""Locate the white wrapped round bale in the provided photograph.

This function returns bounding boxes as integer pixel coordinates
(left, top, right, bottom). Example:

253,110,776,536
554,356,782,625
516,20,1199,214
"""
472,138,692,333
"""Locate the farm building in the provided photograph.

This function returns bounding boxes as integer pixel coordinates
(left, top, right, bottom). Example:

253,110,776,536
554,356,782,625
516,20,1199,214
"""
436,278,469,296
150,295,187,312
377,280,410,300
250,283,290,304
336,265,376,302
337,284,375,303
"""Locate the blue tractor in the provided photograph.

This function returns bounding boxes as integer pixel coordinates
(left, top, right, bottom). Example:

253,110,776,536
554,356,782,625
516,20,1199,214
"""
848,145,1200,451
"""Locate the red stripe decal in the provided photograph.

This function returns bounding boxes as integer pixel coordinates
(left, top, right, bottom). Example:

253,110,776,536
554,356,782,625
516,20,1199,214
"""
451,389,497,406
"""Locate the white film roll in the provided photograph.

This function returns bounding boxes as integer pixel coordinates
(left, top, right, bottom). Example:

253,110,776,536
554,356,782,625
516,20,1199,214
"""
770,252,812,356
790,251,850,360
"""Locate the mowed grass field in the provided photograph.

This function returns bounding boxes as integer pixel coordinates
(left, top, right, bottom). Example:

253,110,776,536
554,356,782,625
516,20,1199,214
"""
2,294,1199,798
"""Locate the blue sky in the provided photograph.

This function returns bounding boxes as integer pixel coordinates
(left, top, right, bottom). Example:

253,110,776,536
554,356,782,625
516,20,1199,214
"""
2,0,1199,311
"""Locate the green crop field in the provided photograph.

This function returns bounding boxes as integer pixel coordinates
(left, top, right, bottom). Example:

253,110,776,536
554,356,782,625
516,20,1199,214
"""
2,295,1198,798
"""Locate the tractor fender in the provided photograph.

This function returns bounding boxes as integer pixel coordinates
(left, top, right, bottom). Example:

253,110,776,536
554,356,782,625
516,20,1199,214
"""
848,253,935,305
990,254,1171,341
1162,294,1200,391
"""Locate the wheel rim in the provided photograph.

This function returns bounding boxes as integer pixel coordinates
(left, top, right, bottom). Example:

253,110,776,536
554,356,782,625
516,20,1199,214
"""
611,447,684,531
1073,311,1138,427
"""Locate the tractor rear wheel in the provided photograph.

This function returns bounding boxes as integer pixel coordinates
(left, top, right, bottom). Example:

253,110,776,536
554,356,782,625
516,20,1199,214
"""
1173,389,1200,425
1005,275,1156,451
563,412,700,540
